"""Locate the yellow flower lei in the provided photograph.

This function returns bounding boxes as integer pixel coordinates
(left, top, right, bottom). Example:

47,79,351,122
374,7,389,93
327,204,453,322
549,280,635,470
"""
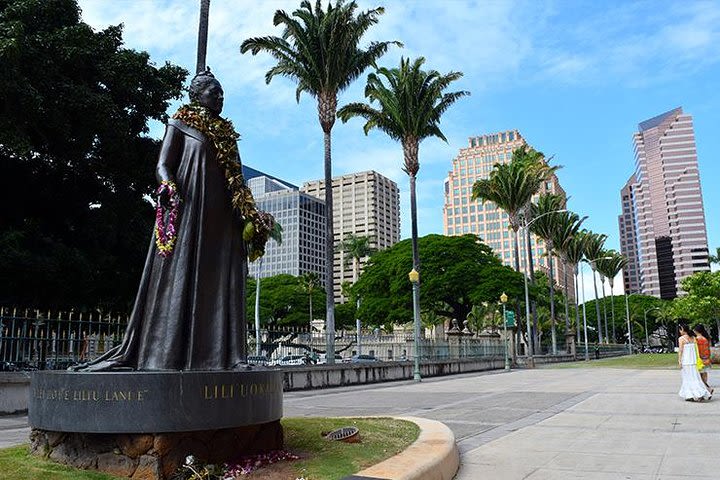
172,103,277,261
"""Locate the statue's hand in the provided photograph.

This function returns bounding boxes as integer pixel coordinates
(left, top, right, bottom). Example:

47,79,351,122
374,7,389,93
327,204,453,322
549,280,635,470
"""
157,189,172,209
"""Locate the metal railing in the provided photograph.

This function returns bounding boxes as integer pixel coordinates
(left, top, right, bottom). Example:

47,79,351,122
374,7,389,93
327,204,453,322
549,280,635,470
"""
0,308,512,370
0,307,128,370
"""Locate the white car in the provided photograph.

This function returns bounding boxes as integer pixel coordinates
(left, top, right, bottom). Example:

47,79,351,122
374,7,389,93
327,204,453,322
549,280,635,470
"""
316,354,343,364
275,354,307,366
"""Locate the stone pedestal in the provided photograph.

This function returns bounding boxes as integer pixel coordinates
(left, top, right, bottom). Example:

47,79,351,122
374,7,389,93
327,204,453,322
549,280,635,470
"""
29,369,284,479
30,422,283,479
565,332,577,358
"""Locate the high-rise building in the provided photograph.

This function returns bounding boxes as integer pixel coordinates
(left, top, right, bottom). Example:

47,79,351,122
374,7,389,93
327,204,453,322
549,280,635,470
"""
618,175,641,294
443,130,572,296
301,171,401,301
244,166,326,281
618,107,710,299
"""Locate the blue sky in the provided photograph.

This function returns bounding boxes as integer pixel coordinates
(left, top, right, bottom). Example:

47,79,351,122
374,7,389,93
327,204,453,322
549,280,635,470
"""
79,0,719,294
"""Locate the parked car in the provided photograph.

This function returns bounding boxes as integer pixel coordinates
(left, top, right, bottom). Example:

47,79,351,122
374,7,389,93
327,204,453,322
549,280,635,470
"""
316,354,343,365
350,354,379,363
246,355,269,366
275,354,308,366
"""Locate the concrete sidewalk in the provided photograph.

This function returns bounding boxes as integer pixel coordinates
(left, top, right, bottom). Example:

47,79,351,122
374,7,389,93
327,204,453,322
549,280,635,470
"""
3,366,719,479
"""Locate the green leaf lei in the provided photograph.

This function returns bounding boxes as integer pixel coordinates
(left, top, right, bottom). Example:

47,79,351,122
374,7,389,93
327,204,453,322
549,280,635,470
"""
172,103,281,261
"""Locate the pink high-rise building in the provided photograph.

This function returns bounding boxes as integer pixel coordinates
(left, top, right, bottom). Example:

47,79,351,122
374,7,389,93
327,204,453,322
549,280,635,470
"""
619,107,710,299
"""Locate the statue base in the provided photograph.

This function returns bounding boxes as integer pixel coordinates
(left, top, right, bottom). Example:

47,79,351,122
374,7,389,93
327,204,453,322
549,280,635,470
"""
28,370,284,479
30,421,283,479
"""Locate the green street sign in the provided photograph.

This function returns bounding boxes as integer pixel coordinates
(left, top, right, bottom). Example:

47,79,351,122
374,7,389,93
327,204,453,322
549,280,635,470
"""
504,311,516,327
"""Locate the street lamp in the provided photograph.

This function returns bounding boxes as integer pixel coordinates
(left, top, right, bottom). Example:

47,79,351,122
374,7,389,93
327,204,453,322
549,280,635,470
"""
624,292,632,354
500,292,510,371
409,268,421,382
643,307,661,350
520,208,567,365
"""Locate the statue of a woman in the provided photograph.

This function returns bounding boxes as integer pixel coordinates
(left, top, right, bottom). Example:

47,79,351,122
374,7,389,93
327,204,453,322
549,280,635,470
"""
76,70,274,371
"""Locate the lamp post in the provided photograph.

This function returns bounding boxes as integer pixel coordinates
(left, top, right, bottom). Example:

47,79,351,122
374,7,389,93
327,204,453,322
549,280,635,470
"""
500,292,510,371
625,292,632,354
254,258,263,356
409,268,421,382
643,307,661,350
520,208,566,365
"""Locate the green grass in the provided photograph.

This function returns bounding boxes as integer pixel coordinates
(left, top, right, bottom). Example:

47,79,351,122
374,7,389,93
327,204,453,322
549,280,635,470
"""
0,446,118,480
547,353,678,369
282,417,420,479
0,417,419,480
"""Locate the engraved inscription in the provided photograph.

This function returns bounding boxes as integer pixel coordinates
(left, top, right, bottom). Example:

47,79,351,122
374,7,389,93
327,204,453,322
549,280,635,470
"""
203,382,279,400
33,388,148,402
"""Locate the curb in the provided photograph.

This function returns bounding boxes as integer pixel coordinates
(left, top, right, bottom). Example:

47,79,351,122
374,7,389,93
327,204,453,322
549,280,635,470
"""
343,416,459,480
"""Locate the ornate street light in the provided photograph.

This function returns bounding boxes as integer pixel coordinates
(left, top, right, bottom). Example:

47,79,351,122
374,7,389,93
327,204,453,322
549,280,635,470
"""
500,292,510,371
408,268,421,382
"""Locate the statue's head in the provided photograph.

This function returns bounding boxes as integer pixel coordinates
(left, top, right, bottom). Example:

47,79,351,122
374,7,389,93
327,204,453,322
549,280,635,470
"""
189,68,224,115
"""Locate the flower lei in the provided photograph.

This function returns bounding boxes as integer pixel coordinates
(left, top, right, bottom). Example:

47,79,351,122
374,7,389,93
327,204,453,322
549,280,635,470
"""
172,103,281,261
154,180,180,257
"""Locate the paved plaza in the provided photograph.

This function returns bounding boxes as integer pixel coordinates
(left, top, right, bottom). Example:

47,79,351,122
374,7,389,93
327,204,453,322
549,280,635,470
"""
2,366,718,479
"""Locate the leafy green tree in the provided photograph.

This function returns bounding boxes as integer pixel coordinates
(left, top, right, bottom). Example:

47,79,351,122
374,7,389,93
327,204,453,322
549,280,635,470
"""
673,271,720,342
247,274,326,327
351,234,525,328
338,56,469,312
241,0,399,361
0,0,186,309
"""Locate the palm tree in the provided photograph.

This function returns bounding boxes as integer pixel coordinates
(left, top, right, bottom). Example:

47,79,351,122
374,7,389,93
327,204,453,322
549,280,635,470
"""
529,193,566,354
582,231,608,343
338,233,376,284
709,247,720,265
472,146,558,356
337,56,469,309
559,228,587,348
596,251,626,344
241,1,399,362
550,212,586,341
300,272,320,324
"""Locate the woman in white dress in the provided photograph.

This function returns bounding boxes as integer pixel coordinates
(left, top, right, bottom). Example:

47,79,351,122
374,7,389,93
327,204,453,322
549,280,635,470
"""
678,323,711,402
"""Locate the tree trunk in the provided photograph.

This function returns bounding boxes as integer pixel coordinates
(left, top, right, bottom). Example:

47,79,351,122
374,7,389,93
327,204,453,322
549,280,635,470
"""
608,280,616,344
196,0,210,74
563,260,570,332
512,226,521,273
526,228,539,353
548,252,557,355
309,289,313,325
592,269,603,343
409,174,420,271
323,129,336,363
574,265,581,342
600,277,609,343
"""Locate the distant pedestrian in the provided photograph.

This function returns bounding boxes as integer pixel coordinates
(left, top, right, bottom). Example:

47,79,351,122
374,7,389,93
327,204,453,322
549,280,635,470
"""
693,324,713,399
677,323,710,402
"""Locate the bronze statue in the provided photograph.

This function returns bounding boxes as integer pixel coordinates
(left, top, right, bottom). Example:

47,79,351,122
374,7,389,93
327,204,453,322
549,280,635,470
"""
75,70,273,371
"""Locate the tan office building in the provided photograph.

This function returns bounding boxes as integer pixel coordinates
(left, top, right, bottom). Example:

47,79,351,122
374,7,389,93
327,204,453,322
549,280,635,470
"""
443,130,572,297
619,107,710,299
302,171,401,301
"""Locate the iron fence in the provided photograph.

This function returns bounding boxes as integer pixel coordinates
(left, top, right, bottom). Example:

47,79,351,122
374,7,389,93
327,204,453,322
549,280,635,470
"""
0,308,518,370
0,307,128,370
